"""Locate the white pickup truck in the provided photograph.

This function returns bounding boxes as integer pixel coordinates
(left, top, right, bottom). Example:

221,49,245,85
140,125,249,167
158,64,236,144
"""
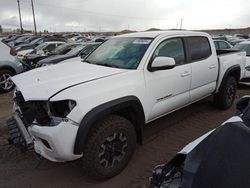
7,31,246,180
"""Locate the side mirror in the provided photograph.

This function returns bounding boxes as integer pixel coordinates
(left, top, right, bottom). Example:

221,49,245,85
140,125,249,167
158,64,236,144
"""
236,96,250,113
149,57,176,72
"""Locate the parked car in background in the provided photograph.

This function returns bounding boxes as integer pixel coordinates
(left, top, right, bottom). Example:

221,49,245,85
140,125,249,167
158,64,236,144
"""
17,41,64,61
8,35,33,47
232,41,250,84
47,43,82,56
22,41,66,68
2,35,22,44
229,38,247,46
7,31,246,180
213,40,232,50
75,37,91,43
90,36,110,42
2,34,16,41
10,36,67,56
14,35,40,47
0,41,23,93
37,42,100,67
150,96,250,188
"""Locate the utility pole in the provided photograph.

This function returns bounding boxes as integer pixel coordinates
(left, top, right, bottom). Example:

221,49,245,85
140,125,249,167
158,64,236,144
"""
180,18,183,30
17,0,23,34
31,0,37,35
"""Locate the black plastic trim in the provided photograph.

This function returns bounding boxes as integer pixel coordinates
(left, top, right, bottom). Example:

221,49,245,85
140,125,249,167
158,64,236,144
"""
74,96,145,154
218,65,240,91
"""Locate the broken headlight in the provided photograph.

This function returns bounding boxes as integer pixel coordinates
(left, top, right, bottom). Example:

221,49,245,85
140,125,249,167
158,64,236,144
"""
49,100,76,118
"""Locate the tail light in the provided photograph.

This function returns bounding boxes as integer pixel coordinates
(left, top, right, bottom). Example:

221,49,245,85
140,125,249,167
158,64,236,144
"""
10,48,17,56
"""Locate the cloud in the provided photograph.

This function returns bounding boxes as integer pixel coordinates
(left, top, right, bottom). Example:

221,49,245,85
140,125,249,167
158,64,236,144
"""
0,0,249,32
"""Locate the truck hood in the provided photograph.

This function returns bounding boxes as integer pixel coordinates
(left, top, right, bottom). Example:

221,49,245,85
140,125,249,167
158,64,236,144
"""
12,61,127,101
38,54,75,65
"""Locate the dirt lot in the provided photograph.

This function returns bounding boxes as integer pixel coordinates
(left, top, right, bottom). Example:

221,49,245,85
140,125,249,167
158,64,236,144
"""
0,86,249,188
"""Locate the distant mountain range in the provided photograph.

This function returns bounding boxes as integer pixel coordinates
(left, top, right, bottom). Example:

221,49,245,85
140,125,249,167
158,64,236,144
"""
116,27,250,35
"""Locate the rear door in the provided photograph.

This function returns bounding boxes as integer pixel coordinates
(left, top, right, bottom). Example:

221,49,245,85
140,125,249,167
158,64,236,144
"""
186,36,218,101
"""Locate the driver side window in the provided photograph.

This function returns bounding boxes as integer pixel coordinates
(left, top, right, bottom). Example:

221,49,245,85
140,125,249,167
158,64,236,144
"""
153,38,186,65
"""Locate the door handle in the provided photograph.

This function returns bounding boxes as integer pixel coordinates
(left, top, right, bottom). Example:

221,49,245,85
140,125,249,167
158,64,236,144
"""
209,64,216,69
181,71,191,77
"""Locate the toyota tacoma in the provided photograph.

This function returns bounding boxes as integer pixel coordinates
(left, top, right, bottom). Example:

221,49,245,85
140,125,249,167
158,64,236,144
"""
7,31,246,179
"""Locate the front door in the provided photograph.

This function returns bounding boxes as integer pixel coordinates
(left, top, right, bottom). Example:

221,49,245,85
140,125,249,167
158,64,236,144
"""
145,37,191,121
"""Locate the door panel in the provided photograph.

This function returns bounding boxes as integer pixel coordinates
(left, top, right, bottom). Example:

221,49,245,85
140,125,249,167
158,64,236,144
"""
144,37,191,121
187,37,218,101
145,64,191,120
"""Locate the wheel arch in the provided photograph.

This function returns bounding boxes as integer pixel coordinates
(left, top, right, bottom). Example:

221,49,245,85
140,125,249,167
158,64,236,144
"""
218,65,240,91
0,65,17,75
74,96,145,155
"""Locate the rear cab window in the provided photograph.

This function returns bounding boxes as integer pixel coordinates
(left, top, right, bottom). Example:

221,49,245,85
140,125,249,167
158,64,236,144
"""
187,36,212,62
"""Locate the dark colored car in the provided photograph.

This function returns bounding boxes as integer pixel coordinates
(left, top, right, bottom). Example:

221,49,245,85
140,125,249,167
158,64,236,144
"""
150,96,250,188
37,43,100,67
91,36,110,42
2,35,23,44
8,35,34,47
10,36,67,56
14,35,40,47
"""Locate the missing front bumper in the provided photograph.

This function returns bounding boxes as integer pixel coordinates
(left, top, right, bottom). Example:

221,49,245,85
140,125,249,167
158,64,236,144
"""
7,114,34,151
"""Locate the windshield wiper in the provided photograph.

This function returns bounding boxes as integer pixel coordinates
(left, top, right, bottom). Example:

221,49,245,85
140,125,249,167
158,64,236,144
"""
94,62,120,68
83,59,91,63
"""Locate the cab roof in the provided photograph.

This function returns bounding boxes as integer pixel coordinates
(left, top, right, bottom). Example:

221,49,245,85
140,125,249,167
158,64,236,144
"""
115,30,208,39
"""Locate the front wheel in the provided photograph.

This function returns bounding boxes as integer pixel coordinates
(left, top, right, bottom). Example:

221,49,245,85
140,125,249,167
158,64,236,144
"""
214,76,237,110
82,115,136,180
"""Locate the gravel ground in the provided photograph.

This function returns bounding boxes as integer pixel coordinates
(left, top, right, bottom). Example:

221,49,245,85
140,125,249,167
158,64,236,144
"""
0,86,249,188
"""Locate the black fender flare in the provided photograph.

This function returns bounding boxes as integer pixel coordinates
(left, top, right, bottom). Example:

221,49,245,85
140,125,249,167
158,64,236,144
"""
74,96,145,155
218,65,240,91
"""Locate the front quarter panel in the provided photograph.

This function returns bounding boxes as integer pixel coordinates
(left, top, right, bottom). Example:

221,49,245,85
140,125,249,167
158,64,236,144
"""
50,70,147,124
0,58,23,74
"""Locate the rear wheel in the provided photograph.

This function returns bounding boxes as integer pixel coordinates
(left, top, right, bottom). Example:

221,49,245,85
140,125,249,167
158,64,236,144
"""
214,76,237,110
0,69,15,93
82,115,136,180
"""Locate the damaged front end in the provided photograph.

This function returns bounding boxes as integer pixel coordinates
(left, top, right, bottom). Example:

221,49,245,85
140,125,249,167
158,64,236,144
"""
7,90,77,153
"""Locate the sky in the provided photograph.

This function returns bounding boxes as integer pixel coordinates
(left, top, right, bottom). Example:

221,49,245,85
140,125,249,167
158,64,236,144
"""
0,0,250,32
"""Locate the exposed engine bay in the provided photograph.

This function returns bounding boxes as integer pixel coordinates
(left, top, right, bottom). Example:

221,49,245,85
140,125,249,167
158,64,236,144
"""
7,90,76,151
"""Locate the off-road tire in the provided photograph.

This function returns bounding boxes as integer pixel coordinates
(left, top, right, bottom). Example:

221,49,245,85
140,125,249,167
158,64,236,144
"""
0,69,15,93
214,76,237,110
82,115,136,180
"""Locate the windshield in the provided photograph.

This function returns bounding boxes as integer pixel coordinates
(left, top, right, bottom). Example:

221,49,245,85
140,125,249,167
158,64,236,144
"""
233,44,250,56
30,38,41,45
86,37,152,69
50,43,69,54
66,44,86,55
35,43,47,50
16,36,30,43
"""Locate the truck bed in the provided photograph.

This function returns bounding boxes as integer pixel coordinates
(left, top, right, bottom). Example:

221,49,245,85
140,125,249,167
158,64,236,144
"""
216,49,240,56
216,50,246,92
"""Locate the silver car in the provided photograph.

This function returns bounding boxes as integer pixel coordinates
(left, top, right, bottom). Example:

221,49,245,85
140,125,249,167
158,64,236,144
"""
0,41,23,93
